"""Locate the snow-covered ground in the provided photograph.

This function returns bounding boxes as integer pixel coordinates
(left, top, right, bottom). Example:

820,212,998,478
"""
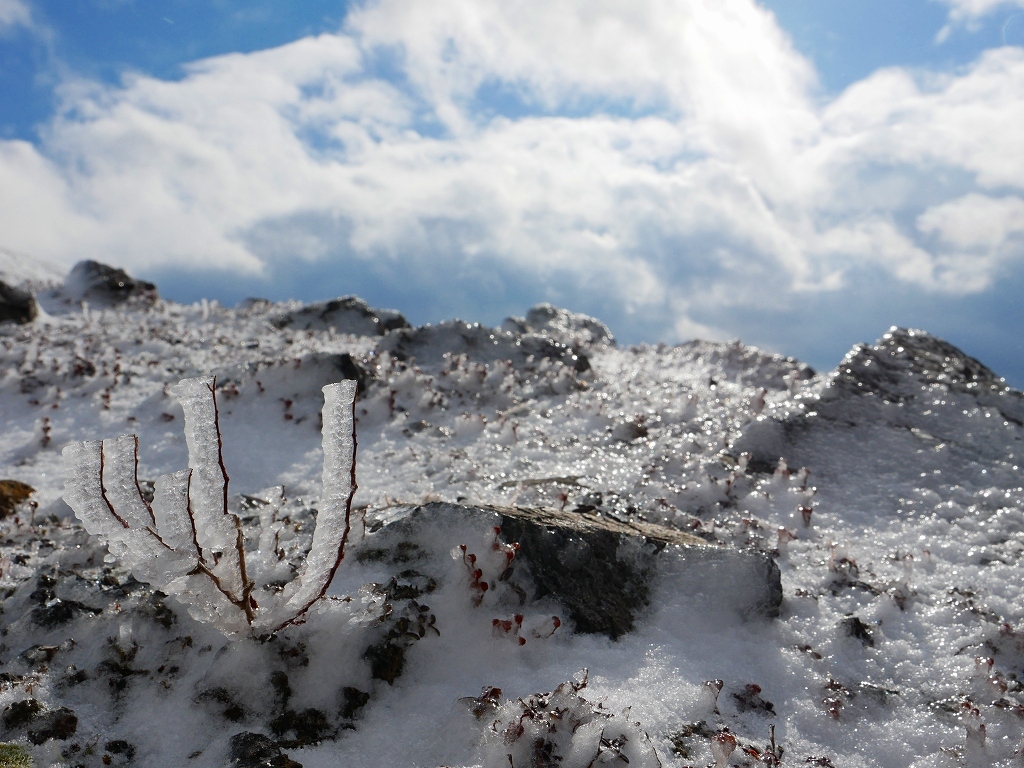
1,265,1023,767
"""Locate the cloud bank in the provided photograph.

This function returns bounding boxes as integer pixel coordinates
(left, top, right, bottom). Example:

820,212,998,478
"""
2,0,1024,365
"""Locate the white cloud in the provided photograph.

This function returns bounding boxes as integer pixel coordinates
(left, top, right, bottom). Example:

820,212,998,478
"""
936,0,1024,23
918,193,1024,249
0,0,31,33
2,0,1024,343
932,0,1024,42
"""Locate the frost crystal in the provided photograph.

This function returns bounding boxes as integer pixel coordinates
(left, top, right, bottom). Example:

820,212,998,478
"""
62,377,358,635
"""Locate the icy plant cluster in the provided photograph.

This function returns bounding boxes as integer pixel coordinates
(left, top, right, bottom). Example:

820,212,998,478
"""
476,671,662,768
61,376,358,634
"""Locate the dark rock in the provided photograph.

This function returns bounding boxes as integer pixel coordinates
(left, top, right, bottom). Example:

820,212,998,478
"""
228,732,303,768
499,513,650,638
839,616,874,647
30,574,57,603
270,671,292,711
63,260,158,306
0,479,35,518
137,590,176,628
340,687,370,720
0,280,37,324
62,667,89,686
272,296,408,336
379,320,587,372
99,650,149,694
269,708,331,747
31,600,77,629
502,303,615,348
611,419,648,442
20,644,60,666
251,352,373,397
198,687,247,722
362,502,783,640
333,352,370,395
27,707,77,744
104,740,136,760
364,642,405,684
3,698,43,729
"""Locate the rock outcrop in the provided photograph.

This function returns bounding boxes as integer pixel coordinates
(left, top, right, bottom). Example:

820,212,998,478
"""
362,502,783,639
62,260,158,306
0,280,38,324
734,326,1024,489
271,296,409,336
379,320,590,372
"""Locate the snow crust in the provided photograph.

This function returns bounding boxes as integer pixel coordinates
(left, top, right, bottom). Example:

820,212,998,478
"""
1,294,1023,766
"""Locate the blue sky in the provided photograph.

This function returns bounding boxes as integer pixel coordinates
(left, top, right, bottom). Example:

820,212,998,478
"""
2,0,1024,385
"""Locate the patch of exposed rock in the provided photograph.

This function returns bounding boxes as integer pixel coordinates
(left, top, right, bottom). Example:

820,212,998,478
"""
62,260,158,306
379,320,590,372
271,296,409,336
0,479,35,518
0,280,38,324
364,502,783,639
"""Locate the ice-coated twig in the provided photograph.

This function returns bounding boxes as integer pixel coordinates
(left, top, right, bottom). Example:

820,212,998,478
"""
172,377,253,622
62,377,359,636
258,380,358,633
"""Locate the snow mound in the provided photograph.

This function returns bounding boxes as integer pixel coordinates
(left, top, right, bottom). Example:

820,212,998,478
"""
0,249,65,289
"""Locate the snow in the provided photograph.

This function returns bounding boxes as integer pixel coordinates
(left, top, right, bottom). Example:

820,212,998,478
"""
1,290,1023,766
0,250,65,289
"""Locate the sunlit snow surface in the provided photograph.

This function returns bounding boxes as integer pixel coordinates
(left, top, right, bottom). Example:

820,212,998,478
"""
1,294,1022,767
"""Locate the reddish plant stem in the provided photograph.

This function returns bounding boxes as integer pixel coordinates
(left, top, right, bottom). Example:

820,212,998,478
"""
207,377,254,625
98,443,130,529
183,469,205,564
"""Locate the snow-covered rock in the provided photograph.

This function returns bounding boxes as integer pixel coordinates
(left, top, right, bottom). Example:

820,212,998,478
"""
502,303,616,348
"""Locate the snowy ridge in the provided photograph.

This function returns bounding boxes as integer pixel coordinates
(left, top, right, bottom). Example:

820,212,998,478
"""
0,287,1023,766
0,251,66,289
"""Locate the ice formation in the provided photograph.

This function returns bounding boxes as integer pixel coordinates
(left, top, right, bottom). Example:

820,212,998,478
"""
61,377,358,635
